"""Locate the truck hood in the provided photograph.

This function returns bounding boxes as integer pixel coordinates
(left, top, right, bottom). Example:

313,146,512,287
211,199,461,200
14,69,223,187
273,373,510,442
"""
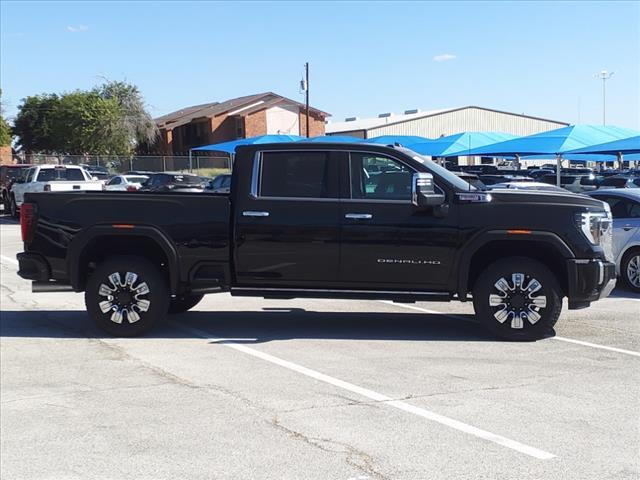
486,189,607,210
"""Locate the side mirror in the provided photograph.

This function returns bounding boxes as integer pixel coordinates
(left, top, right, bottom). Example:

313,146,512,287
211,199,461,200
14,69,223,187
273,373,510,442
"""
412,172,445,207
92,176,99,181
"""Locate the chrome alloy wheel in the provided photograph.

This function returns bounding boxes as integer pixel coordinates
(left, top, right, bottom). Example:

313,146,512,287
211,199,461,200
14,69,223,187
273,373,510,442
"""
98,272,151,324
627,255,640,288
488,273,547,329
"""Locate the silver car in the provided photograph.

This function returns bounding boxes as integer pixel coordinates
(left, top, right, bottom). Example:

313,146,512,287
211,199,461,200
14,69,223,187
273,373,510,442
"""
587,189,640,292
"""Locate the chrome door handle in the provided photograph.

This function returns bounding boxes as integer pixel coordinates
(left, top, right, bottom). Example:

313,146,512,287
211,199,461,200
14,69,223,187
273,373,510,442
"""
243,211,269,217
623,224,633,231
345,213,372,220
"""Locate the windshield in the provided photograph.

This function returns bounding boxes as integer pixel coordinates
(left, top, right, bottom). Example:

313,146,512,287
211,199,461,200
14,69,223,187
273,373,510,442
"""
125,176,148,184
170,174,203,185
396,147,478,191
4,167,28,181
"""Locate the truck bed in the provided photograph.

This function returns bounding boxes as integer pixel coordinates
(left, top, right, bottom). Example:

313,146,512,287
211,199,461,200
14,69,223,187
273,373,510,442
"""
24,191,231,289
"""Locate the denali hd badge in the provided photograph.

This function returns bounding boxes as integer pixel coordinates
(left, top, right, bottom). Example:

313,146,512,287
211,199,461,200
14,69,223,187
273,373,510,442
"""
377,259,441,265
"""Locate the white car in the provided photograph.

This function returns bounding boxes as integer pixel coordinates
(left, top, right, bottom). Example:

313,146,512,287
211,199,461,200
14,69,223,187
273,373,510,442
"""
587,189,640,292
104,174,149,191
9,165,104,218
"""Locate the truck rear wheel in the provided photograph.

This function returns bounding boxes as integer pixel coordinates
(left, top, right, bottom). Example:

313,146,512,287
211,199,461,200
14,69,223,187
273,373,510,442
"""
472,257,562,341
85,256,169,337
168,294,204,314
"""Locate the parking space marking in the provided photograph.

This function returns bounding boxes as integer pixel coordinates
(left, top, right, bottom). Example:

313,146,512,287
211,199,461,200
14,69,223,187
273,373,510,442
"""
1,255,18,266
171,321,556,460
380,301,640,358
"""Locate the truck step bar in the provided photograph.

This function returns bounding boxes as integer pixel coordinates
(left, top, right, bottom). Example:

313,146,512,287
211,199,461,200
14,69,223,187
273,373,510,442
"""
32,281,75,293
230,287,451,303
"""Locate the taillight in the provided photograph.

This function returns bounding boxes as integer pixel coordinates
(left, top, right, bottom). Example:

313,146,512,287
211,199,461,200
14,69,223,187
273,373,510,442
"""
43,184,51,192
126,185,137,192
20,203,37,244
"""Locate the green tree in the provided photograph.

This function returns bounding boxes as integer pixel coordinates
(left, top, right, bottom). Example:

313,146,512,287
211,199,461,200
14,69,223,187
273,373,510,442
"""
13,94,61,152
52,91,129,155
94,80,158,147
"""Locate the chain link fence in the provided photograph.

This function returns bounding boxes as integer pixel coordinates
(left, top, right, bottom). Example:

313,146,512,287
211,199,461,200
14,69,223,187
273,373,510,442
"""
16,153,232,178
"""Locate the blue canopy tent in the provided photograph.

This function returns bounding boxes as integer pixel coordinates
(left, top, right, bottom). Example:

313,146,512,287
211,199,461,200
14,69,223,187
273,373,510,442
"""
406,132,517,157
365,135,429,146
459,125,640,185
564,135,640,164
190,134,304,171
304,135,364,143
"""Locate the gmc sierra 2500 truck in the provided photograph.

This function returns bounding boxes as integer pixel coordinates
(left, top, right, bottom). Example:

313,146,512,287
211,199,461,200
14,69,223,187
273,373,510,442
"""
16,143,616,340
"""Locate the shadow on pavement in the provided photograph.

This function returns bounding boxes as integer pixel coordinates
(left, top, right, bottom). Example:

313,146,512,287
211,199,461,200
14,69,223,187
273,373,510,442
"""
607,288,640,300
0,214,18,225
0,308,493,342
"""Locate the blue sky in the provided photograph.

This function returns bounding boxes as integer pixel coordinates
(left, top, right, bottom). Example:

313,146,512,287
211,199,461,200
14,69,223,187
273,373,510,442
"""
1,1,638,128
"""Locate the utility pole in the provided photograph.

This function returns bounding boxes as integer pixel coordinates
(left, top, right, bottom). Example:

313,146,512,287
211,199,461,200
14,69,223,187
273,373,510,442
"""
304,62,310,137
595,70,614,125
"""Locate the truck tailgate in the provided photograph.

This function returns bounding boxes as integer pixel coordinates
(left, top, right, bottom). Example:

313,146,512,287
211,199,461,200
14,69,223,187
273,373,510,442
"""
48,181,104,192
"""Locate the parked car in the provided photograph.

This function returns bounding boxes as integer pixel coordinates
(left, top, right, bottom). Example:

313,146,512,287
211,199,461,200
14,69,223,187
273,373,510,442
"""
1,164,33,211
139,172,206,193
16,142,616,341
488,181,567,193
8,165,103,218
540,174,599,193
479,174,530,186
80,164,112,181
206,173,232,193
527,169,556,180
587,189,640,292
597,176,640,189
104,175,149,191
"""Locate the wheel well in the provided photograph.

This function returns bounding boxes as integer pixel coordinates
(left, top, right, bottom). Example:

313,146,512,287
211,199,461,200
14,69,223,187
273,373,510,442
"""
77,235,170,290
467,241,568,295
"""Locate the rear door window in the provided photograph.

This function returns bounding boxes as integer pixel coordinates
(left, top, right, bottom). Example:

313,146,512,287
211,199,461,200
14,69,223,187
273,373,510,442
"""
259,151,335,198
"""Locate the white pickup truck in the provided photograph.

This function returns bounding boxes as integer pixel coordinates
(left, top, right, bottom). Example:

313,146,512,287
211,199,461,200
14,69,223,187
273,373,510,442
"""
8,165,103,218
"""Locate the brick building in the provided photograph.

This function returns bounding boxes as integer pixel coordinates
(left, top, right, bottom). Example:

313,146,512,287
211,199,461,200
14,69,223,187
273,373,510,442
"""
154,92,330,155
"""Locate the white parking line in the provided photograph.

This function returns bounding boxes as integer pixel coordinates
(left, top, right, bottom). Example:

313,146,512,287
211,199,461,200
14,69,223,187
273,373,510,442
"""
0,255,18,266
380,301,640,358
171,321,556,460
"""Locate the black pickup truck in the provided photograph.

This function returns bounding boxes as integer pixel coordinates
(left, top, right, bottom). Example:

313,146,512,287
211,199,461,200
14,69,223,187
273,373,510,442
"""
16,143,616,340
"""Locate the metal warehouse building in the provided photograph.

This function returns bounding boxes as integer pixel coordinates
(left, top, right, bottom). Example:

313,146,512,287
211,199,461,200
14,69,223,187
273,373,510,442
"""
326,106,568,140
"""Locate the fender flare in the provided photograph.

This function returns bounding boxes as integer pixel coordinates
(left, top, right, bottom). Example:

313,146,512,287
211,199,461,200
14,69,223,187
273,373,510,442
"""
456,230,575,297
68,225,180,293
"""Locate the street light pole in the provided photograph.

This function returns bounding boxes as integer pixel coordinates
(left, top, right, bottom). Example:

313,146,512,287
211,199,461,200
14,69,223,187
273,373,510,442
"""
595,70,614,125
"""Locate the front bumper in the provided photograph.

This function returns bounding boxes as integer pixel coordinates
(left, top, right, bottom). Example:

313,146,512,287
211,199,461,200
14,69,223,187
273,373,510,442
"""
567,259,616,309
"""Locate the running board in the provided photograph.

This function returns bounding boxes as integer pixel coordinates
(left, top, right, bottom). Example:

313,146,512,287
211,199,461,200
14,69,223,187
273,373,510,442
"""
32,281,75,293
230,287,451,303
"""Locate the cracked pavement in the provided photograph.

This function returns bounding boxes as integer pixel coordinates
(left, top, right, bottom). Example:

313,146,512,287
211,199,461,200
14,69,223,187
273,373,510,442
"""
1,215,639,479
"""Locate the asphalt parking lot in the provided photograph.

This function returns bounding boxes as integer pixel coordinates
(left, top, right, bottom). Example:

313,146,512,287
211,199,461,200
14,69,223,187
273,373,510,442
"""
1,214,638,480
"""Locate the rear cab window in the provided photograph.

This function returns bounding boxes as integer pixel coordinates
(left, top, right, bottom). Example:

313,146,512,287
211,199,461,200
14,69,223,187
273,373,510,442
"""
36,167,86,182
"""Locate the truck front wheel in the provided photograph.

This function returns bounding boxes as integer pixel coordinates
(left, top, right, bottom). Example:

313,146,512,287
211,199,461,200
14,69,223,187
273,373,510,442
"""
472,257,562,341
168,294,204,314
85,256,169,337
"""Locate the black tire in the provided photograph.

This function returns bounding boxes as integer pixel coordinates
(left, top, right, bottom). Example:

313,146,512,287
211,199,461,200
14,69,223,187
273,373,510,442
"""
620,248,640,293
168,294,204,314
85,256,169,337
473,257,562,341
9,195,18,219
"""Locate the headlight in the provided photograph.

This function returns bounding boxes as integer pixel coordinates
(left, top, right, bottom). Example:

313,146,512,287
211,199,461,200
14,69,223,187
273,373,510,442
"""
575,209,614,261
